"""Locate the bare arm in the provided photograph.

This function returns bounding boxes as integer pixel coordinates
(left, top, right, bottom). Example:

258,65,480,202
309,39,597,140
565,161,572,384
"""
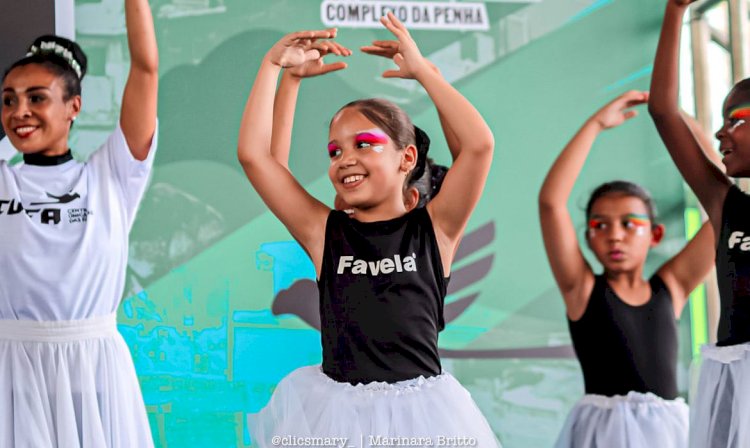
270,72,301,170
361,41,459,161
238,31,339,275
539,91,648,319
657,222,714,318
648,0,730,223
120,0,159,160
365,15,493,276
271,42,349,169
657,112,719,318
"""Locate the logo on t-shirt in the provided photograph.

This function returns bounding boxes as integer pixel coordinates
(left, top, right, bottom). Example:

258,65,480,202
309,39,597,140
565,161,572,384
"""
0,190,90,225
729,231,750,251
337,253,417,275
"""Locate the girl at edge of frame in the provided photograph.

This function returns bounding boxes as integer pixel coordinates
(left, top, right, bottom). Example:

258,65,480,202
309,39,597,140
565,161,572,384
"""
540,91,715,448
650,1,750,447
0,0,158,446
237,13,501,447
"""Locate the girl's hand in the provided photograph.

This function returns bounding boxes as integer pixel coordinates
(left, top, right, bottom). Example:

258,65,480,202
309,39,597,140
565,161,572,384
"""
361,39,439,78
591,90,649,130
287,40,351,78
266,29,337,68
377,12,431,79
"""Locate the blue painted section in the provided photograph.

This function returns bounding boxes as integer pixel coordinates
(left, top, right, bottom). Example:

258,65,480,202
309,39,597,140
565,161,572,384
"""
257,241,316,295
604,64,654,91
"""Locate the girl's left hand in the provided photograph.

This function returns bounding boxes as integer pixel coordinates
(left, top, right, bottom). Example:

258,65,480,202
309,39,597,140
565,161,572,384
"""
377,12,431,79
361,39,439,79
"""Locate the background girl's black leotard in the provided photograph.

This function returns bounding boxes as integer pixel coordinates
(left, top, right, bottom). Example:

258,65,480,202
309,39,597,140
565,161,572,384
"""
716,185,750,346
568,275,678,399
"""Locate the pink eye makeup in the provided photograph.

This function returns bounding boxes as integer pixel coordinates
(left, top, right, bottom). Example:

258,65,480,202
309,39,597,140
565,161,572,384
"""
327,142,341,158
354,129,388,153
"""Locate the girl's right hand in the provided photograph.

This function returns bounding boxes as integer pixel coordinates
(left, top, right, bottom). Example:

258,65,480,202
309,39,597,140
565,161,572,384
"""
266,29,338,68
287,40,352,79
591,90,649,130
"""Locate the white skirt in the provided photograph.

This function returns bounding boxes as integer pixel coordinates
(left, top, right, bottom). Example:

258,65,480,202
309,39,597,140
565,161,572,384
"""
555,392,689,448
690,343,750,448
247,365,502,447
0,314,153,448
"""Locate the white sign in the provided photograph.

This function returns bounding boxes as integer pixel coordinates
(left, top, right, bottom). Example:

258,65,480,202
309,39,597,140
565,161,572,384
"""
321,0,489,31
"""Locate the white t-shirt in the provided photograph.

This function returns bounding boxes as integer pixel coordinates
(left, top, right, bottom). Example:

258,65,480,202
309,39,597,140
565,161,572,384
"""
0,137,15,161
0,123,157,320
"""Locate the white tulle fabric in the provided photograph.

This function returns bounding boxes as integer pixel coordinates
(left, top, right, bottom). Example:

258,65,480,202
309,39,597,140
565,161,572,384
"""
555,391,688,448
0,314,153,447
248,365,501,447
690,343,750,448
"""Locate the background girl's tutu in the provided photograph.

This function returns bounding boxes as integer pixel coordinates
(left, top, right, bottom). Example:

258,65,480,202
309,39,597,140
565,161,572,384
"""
555,391,688,448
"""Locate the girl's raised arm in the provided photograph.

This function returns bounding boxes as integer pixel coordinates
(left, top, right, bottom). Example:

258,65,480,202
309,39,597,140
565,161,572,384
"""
539,91,647,319
238,31,343,274
648,0,730,224
373,13,494,273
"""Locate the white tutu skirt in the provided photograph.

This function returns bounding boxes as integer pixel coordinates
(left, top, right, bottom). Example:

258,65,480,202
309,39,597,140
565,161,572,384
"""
248,365,502,447
0,314,153,448
554,392,689,448
690,343,750,448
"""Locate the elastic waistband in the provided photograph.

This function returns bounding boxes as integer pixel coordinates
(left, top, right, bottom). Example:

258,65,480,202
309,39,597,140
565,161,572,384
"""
579,391,686,409
701,341,750,364
0,313,118,342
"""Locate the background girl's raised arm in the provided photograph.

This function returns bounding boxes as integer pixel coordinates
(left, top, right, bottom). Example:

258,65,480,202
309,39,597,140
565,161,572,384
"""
648,0,730,223
120,0,159,160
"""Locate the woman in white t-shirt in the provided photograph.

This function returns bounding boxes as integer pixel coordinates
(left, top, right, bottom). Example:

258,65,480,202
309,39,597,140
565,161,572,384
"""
0,1,158,446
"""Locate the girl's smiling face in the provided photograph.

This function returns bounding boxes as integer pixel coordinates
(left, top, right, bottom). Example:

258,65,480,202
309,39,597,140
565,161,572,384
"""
327,107,414,212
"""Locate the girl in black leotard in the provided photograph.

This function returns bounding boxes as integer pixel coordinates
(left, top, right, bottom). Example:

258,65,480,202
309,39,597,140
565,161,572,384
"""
238,16,500,448
540,92,715,448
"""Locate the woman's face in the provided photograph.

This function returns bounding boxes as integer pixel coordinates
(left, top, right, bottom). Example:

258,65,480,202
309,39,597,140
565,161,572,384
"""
327,107,413,210
1,64,79,156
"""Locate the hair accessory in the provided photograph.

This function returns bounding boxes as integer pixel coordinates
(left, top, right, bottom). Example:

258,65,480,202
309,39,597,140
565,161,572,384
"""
27,41,83,79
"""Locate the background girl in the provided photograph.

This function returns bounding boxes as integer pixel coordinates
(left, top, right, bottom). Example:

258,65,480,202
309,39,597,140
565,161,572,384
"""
540,91,715,447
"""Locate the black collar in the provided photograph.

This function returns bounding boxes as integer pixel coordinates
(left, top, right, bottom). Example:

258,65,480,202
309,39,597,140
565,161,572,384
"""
23,150,73,166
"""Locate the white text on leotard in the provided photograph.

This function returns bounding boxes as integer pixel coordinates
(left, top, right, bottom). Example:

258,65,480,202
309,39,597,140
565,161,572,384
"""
337,253,417,275
729,231,750,251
